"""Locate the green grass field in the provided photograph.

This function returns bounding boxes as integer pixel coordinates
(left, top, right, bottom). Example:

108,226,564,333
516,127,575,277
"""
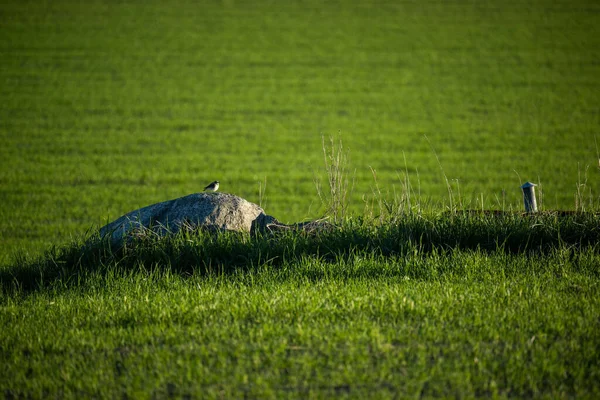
2,215,599,398
1,0,600,397
1,0,599,260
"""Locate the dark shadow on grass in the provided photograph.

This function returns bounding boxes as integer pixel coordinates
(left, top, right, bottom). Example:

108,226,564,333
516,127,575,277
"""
1,212,599,294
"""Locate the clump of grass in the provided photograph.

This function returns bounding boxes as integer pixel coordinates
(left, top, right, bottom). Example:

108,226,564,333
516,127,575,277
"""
258,176,268,210
575,163,594,212
425,135,457,211
315,135,354,223
362,157,424,223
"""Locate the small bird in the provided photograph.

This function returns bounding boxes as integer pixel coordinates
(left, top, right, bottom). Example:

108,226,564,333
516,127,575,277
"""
203,180,219,192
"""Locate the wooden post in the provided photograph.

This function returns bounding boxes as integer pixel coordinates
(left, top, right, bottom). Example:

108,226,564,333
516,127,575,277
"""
521,182,538,212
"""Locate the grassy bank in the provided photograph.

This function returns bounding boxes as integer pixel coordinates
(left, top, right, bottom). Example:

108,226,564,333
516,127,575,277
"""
3,210,599,292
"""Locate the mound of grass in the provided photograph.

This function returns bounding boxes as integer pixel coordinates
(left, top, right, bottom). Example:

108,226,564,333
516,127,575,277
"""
2,211,598,294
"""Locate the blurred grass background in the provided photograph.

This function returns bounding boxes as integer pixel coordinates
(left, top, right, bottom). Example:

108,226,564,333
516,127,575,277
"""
1,0,599,261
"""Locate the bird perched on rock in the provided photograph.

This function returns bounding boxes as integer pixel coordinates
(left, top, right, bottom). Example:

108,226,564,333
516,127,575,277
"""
203,180,219,192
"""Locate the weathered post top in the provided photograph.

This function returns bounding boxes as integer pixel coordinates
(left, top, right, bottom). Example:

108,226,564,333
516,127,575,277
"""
521,181,538,213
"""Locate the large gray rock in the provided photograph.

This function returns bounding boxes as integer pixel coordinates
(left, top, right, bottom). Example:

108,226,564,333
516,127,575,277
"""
99,192,266,247
98,192,335,248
